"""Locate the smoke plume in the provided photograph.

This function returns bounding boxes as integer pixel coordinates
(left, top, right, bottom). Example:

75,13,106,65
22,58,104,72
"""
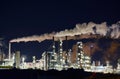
10,21,120,43
10,33,54,43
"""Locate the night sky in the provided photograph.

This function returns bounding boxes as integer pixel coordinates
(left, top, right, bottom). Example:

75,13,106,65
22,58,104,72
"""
0,0,120,61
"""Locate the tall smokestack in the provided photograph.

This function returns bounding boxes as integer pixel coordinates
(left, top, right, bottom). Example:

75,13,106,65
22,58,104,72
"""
59,39,63,65
50,37,56,69
65,36,68,53
65,36,68,64
9,42,11,60
53,36,55,43
52,37,55,53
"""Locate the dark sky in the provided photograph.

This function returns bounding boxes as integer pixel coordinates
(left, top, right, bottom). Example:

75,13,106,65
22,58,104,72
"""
0,0,120,61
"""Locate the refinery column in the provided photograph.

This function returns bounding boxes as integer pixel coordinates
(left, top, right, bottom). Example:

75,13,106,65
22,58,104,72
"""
77,42,83,69
49,36,56,69
59,39,63,66
65,36,68,65
15,51,20,68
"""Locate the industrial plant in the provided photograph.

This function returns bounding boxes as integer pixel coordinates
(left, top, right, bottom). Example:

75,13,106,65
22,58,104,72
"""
0,22,120,74
0,36,120,74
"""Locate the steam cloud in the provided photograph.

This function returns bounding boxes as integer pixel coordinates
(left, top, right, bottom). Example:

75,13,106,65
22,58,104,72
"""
10,21,120,43
10,33,54,43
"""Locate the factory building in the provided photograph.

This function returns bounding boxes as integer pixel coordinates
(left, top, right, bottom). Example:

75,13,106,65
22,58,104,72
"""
9,39,120,74
58,39,64,66
49,38,57,69
40,40,91,71
41,51,57,70
76,42,91,69
1,37,120,74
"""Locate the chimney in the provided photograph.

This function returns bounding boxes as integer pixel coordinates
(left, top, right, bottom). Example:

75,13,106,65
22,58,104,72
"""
53,36,55,42
65,36,68,64
65,36,68,53
9,42,11,60
52,37,55,53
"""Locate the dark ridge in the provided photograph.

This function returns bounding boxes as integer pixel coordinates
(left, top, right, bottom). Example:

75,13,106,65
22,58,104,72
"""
0,69,120,79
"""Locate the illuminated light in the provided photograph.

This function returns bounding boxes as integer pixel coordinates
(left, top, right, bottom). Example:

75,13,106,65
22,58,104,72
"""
78,53,80,55
53,45,55,48
60,52,62,54
22,57,25,62
85,56,90,59
78,46,81,48
60,43,62,46
85,60,90,63
60,59,62,61
60,49,62,51
77,42,80,44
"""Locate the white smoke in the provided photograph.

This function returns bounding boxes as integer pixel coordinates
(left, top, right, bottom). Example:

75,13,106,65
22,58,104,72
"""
10,21,120,43
54,22,108,37
10,33,54,43
110,23,120,38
